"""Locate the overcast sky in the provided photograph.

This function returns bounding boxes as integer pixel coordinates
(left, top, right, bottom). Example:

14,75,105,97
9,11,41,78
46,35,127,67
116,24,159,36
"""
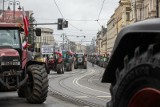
0,0,119,45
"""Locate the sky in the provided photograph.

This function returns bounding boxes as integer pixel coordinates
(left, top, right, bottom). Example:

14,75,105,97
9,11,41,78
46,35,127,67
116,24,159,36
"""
0,0,119,45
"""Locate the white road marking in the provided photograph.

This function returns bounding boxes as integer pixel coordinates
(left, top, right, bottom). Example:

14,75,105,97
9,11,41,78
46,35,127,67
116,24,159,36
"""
97,96,111,98
73,69,110,95
74,96,88,98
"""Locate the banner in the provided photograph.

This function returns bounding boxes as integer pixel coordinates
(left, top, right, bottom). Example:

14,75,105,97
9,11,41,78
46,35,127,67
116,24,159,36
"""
41,45,53,54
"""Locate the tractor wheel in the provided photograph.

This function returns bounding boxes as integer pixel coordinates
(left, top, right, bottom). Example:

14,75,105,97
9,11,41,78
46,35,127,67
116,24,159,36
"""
25,65,48,104
108,44,160,107
70,63,73,71
83,62,87,69
74,62,78,69
57,64,62,74
66,63,70,71
45,64,50,74
61,64,64,74
18,86,26,98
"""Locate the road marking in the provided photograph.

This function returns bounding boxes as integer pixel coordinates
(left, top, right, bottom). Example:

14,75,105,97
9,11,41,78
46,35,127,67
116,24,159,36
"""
73,69,110,95
74,96,88,98
97,96,111,98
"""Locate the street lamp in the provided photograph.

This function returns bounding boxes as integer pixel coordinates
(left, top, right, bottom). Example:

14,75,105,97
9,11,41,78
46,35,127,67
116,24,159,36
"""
7,0,21,22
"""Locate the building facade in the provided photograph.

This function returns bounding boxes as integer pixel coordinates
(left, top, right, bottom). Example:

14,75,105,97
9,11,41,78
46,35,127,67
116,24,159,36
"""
35,28,54,52
106,0,131,54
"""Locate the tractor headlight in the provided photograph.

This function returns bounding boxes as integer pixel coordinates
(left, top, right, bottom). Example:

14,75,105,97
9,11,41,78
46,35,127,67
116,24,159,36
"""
1,61,20,65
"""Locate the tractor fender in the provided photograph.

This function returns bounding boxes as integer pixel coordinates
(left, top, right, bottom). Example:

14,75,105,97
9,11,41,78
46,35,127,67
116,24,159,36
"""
24,60,45,72
102,18,160,83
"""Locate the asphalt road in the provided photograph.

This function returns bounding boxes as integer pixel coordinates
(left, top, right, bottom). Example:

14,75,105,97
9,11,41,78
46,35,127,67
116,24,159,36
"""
49,62,111,107
0,62,110,107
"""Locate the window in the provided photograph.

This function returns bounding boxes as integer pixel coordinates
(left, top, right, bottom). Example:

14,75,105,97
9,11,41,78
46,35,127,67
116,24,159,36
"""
0,30,20,48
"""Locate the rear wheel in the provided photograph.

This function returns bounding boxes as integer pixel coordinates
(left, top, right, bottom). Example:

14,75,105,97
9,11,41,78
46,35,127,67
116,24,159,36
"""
74,62,78,69
18,86,26,98
66,63,70,71
25,65,48,104
84,62,87,69
70,63,73,71
57,64,64,74
108,44,160,107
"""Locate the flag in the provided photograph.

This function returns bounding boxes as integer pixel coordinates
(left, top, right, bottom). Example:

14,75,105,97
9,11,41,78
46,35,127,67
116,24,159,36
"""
22,40,28,49
22,7,29,36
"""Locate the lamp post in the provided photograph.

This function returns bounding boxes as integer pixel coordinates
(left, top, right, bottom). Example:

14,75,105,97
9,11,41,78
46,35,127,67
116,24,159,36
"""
7,0,21,22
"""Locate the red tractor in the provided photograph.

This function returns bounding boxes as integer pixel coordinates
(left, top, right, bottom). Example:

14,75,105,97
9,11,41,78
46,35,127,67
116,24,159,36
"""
47,51,64,74
0,23,48,104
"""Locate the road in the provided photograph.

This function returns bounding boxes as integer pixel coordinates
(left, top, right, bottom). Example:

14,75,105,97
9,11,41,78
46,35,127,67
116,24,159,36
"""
0,62,110,107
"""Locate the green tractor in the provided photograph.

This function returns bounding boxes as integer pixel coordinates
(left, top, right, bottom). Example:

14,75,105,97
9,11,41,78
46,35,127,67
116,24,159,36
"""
62,50,74,71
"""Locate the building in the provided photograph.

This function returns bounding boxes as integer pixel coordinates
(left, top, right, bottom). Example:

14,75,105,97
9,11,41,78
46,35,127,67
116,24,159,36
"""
130,0,160,23
106,14,116,54
35,28,54,53
106,0,131,53
76,43,86,53
101,27,107,55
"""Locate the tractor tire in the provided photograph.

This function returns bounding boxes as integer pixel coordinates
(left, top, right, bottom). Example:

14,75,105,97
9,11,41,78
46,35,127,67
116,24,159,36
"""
57,64,63,74
66,63,70,71
45,64,50,74
83,62,87,69
18,86,26,98
70,63,73,71
25,65,48,104
74,62,78,69
108,44,160,107
61,64,64,74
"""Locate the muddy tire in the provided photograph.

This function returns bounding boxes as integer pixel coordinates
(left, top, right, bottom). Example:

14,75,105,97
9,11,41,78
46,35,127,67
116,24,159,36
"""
74,62,78,69
108,44,160,107
70,63,73,71
45,64,50,74
57,64,63,74
18,86,26,98
84,62,87,69
25,65,48,104
66,63,70,71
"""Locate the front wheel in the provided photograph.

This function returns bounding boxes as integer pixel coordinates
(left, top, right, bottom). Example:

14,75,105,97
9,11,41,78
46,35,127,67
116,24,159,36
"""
108,45,160,107
25,65,48,104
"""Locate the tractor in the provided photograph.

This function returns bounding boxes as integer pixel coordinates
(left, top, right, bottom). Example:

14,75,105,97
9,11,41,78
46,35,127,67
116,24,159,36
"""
102,18,160,107
47,51,64,74
62,50,74,71
0,23,48,104
74,53,87,69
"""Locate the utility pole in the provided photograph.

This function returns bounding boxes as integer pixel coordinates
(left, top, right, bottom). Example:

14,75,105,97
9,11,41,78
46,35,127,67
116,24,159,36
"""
156,0,159,18
61,33,65,50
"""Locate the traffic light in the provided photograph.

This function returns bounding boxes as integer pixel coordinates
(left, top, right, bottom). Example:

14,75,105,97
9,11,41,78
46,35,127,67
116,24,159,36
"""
57,18,63,30
63,20,68,28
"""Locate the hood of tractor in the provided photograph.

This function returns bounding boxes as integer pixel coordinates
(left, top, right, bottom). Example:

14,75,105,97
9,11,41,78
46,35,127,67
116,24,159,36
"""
0,48,19,57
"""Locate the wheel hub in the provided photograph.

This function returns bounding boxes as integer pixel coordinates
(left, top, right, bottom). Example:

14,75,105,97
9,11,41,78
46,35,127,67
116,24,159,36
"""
128,88,160,107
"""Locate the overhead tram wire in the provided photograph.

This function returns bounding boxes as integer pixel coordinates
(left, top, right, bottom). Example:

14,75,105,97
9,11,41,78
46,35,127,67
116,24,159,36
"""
96,0,106,27
53,0,64,18
53,0,82,32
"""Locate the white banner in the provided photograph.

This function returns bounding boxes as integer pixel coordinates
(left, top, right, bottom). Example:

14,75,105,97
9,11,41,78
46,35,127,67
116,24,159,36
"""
41,45,53,54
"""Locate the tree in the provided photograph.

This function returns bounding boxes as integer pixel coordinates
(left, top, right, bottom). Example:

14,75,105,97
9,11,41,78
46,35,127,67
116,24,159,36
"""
28,13,36,46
